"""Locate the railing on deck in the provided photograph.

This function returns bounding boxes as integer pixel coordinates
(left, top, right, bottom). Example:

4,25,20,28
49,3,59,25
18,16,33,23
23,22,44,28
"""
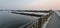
26,11,53,28
11,10,53,28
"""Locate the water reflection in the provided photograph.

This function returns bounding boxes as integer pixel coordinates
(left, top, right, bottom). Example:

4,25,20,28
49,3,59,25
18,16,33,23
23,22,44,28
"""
0,11,40,28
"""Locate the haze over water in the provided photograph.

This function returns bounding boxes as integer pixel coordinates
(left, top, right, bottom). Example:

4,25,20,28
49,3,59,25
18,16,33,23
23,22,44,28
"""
0,0,60,10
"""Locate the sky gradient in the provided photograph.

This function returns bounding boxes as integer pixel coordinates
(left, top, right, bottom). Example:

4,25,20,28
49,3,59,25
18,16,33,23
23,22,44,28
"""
0,0,60,10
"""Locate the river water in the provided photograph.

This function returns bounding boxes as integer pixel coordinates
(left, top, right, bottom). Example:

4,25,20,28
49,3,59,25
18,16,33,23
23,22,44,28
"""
0,11,40,28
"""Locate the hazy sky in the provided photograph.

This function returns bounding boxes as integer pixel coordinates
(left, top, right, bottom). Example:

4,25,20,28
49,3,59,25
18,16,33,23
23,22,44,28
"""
0,0,60,10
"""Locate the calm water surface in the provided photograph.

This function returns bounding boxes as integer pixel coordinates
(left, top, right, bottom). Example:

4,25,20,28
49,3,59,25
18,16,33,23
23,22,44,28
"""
0,11,40,28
